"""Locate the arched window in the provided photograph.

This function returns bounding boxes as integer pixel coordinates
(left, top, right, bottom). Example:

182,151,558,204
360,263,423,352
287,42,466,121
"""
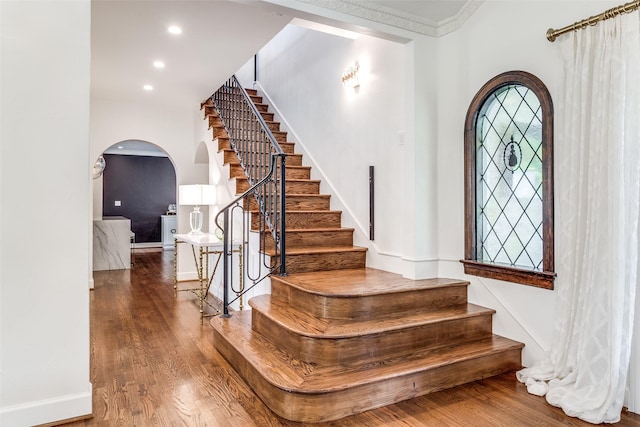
462,71,555,289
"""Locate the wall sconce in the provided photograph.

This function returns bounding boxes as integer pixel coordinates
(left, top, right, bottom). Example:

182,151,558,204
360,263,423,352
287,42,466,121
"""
341,61,360,92
179,184,216,234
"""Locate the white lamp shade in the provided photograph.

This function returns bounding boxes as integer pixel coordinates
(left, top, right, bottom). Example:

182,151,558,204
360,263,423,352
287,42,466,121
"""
179,184,216,206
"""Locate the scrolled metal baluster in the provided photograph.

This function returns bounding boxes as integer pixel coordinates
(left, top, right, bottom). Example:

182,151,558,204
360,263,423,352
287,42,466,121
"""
210,76,287,316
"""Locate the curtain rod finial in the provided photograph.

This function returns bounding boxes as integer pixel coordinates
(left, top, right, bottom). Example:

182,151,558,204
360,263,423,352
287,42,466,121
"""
546,28,557,42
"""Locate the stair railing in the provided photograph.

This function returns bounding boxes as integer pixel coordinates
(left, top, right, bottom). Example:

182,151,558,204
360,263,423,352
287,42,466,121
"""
209,76,287,317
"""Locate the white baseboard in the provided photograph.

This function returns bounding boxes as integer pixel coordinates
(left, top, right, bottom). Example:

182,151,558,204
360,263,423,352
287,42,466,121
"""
132,242,161,249
0,383,92,427
177,272,198,282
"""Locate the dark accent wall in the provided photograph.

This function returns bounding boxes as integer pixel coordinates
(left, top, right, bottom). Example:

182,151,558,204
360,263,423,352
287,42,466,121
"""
103,154,176,243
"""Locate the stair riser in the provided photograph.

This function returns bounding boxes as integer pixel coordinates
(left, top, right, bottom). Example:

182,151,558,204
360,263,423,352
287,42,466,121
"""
255,104,268,113
213,327,521,423
238,180,319,195
209,115,223,128
275,143,297,154
261,229,352,251
218,138,295,154
285,155,303,167
251,211,342,230
217,137,230,152
251,310,494,365
213,126,228,139
269,131,286,143
232,165,309,180
231,154,303,167
266,122,280,132
289,165,312,180
223,150,238,165
261,112,274,121
247,195,329,211
280,166,309,179
203,106,215,117
250,95,263,104
270,251,366,273
271,279,468,319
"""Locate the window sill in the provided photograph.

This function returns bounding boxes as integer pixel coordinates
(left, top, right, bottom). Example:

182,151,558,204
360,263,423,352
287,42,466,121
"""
460,260,556,290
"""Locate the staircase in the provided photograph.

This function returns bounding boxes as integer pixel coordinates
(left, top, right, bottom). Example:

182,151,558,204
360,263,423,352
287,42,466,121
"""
204,86,524,423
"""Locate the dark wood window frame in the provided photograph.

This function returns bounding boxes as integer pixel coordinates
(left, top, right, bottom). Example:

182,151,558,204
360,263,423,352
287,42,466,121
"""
461,70,556,290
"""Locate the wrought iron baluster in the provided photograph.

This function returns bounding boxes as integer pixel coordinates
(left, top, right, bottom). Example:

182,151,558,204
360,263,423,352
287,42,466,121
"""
210,75,287,316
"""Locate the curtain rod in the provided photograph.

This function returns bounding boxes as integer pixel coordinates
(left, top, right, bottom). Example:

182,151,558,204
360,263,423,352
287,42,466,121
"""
546,0,640,42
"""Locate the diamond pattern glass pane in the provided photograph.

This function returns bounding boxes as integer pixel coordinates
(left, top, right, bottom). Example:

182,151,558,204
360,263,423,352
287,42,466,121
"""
476,84,543,270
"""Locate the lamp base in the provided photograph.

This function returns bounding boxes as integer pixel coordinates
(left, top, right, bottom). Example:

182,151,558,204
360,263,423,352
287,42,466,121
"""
189,206,203,234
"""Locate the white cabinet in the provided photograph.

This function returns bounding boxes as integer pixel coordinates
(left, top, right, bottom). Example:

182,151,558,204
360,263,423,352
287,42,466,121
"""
161,215,177,250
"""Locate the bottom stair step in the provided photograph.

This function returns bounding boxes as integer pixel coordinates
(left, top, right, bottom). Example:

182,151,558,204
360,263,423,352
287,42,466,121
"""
211,311,523,423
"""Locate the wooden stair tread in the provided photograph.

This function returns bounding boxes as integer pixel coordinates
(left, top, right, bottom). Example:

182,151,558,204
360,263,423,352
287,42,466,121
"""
251,209,340,214
250,295,495,338
250,194,331,201
227,161,310,171
212,311,522,394
303,335,523,391
213,310,311,389
264,246,366,256
278,226,354,232
273,268,469,297
237,177,320,184
283,193,329,197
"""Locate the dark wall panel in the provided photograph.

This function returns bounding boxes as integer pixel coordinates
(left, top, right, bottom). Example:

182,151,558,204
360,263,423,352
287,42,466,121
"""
103,154,176,243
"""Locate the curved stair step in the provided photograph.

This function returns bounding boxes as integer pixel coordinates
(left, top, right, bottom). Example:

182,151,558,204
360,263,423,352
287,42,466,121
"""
211,311,523,423
271,268,469,319
250,295,495,365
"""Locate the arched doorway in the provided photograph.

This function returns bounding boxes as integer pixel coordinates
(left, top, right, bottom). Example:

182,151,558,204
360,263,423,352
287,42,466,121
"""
93,140,177,250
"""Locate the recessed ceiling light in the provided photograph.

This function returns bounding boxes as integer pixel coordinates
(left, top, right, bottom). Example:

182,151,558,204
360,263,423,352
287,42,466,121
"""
168,25,182,35
117,146,124,150
153,60,165,69
143,84,153,91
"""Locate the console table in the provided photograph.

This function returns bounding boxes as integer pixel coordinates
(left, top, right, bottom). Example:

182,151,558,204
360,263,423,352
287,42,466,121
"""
173,233,242,323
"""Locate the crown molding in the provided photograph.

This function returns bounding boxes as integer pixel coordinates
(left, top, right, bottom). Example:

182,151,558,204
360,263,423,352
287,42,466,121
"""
293,0,483,37
437,1,484,36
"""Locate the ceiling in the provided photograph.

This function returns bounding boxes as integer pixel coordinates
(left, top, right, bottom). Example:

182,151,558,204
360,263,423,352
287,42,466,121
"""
91,0,473,157
370,1,469,23
91,0,472,112
91,0,291,109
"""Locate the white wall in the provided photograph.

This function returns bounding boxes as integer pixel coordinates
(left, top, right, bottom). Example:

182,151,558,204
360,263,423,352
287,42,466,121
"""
435,0,621,367
251,25,439,278
245,1,635,372
90,98,210,277
0,1,92,425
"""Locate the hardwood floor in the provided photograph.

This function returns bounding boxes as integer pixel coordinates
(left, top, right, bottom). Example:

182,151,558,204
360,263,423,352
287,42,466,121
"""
59,249,640,426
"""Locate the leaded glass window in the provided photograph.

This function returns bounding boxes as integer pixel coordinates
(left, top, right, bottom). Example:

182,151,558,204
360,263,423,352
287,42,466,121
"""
462,71,555,289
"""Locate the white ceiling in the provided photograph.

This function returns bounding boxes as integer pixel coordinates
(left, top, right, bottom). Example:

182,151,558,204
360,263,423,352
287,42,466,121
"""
91,0,291,109
370,1,469,23
91,0,472,113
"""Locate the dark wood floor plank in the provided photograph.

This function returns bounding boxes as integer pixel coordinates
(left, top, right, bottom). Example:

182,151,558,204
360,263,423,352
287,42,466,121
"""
54,249,640,427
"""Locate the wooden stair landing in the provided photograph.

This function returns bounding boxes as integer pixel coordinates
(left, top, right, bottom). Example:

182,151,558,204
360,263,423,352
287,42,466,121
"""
211,268,523,423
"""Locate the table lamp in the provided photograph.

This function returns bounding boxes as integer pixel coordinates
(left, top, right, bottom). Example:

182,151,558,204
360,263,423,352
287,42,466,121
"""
179,184,216,234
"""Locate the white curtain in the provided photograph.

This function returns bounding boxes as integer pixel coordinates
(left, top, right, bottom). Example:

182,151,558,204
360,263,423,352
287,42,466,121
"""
516,11,640,424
